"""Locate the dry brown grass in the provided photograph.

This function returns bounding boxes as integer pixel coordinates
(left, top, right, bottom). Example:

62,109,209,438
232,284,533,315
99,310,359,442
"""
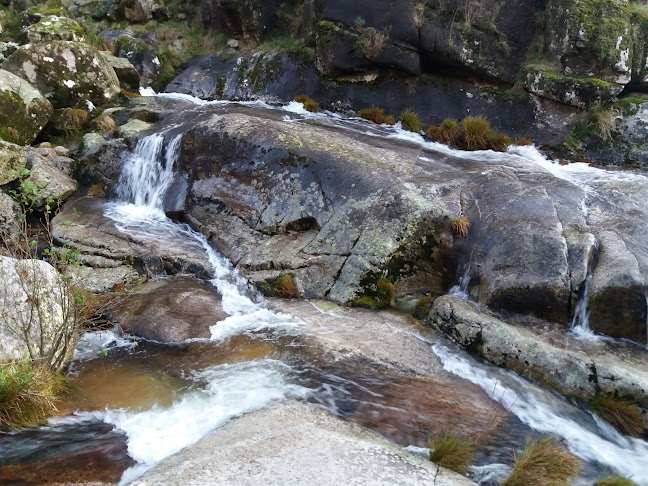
590,395,644,437
58,108,88,133
451,217,470,238
503,435,579,486
489,133,512,152
356,27,389,59
514,137,533,146
274,274,298,298
92,114,117,135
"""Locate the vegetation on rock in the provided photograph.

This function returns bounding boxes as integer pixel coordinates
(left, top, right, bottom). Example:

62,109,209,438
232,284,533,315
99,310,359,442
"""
358,106,396,125
590,395,644,437
451,217,470,238
399,109,421,133
503,435,579,486
594,476,639,486
428,433,475,474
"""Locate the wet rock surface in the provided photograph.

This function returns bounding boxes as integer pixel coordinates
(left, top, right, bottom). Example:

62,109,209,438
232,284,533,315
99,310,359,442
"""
132,401,478,486
429,295,648,408
114,276,228,342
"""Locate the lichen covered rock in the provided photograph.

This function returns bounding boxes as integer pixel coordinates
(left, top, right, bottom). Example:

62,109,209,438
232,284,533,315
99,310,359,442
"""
99,50,141,89
0,140,27,185
24,16,87,43
2,41,121,109
0,69,53,145
25,151,78,208
525,68,624,108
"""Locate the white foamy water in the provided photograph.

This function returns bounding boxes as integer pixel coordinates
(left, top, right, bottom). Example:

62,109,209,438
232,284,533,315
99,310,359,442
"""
432,343,648,484
72,328,137,362
75,359,309,484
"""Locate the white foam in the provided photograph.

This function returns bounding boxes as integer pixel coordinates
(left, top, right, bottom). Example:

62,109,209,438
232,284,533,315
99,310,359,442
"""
432,343,648,484
78,359,309,484
72,328,136,362
210,308,302,342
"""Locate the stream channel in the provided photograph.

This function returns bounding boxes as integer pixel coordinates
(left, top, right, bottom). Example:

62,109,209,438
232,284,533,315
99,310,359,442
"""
1,94,648,485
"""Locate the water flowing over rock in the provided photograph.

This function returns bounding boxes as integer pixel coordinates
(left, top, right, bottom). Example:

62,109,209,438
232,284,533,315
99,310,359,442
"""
131,401,477,486
2,41,121,109
0,69,53,146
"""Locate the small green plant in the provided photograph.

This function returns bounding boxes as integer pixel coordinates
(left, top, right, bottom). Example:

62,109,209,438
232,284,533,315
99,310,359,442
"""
351,295,379,309
503,435,579,486
0,360,68,429
590,395,643,437
451,217,470,238
354,16,366,28
462,116,491,150
429,433,475,474
399,109,422,133
594,475,639,486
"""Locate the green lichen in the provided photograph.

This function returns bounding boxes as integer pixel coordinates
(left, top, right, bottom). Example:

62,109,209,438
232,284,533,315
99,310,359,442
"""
351,295,379,309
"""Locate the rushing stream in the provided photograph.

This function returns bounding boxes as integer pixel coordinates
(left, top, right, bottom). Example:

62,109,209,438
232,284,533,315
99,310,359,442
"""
2,94,648,485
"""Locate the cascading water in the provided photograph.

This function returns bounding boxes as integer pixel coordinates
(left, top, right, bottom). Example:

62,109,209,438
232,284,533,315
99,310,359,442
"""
570,241,600,339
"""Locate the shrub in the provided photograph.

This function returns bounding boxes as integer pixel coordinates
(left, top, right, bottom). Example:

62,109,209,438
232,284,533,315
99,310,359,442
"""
590,395,643,437
0,361,68,429
383,114,396,125
295,95,310,103
304,99,320,113
400,109,422,133
429,433,475,474
451,217,470,238
594,476,639,486
438,118,461,145
503,435,579,486
514,137,533,146
274,274,298,298
359,106,387,124
91,114,117,135
354,16,366,28
356,27,389,59
462,116,491,150
489,133,512,152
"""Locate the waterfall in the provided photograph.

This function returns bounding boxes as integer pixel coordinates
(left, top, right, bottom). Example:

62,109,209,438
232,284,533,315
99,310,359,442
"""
571,241,600,339
115,133,182,215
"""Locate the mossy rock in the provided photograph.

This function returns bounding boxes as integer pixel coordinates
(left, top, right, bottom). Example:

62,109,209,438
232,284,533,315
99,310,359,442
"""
254,274,299,298
2,41,121,109
525,68,623,108
99,51,140,90
0,69,53,145
0,141,27,185
24,16,86,43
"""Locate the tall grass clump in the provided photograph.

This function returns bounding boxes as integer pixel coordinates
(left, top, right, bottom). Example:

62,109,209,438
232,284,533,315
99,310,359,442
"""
0,361,67,428
359,106,395,125
399,109,421,133
594,476,639,486
295,95,320,112
489,133,512,152
590,395,643,437
503,435,579,486
462,116,491,150
429,433,475,474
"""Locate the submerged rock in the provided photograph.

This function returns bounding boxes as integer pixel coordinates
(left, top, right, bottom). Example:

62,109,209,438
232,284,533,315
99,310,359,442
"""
132,401,477,486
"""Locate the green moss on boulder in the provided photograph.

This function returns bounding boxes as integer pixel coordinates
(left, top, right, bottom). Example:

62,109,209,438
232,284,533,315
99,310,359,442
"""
2,41,121,109
0,141,27,185
0,69,53,145
24,16,87,44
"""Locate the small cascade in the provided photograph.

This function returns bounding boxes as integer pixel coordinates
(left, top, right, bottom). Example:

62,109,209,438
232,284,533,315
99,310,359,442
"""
570,241,600,340
116,134,182,215
448,265,471,299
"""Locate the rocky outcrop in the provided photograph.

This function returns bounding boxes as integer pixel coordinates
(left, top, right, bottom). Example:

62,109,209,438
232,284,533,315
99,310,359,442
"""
99,50,141,90
429,295,648,409
24,150,77,208
2,41,121,109
132,401,477,486
0,256,73,367
0,69,53,145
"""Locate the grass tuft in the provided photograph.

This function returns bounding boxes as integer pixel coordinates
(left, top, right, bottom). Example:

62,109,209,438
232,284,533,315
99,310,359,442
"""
399,109,421,133
503,435,579,486
58,108,88,133
0,361,68,429
295,95,320,112
451,217,470,238
91,114,117,135
514,137,533,146
429,433,475,474
594,475,639,486
274,274,298,298
376,277,395,306
462,116,491,150
359,106,388,124
590,395,644,437
489,133,512,152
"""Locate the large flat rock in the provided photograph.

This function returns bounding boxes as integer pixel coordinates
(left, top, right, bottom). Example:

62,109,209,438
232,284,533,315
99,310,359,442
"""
131,401,477,486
